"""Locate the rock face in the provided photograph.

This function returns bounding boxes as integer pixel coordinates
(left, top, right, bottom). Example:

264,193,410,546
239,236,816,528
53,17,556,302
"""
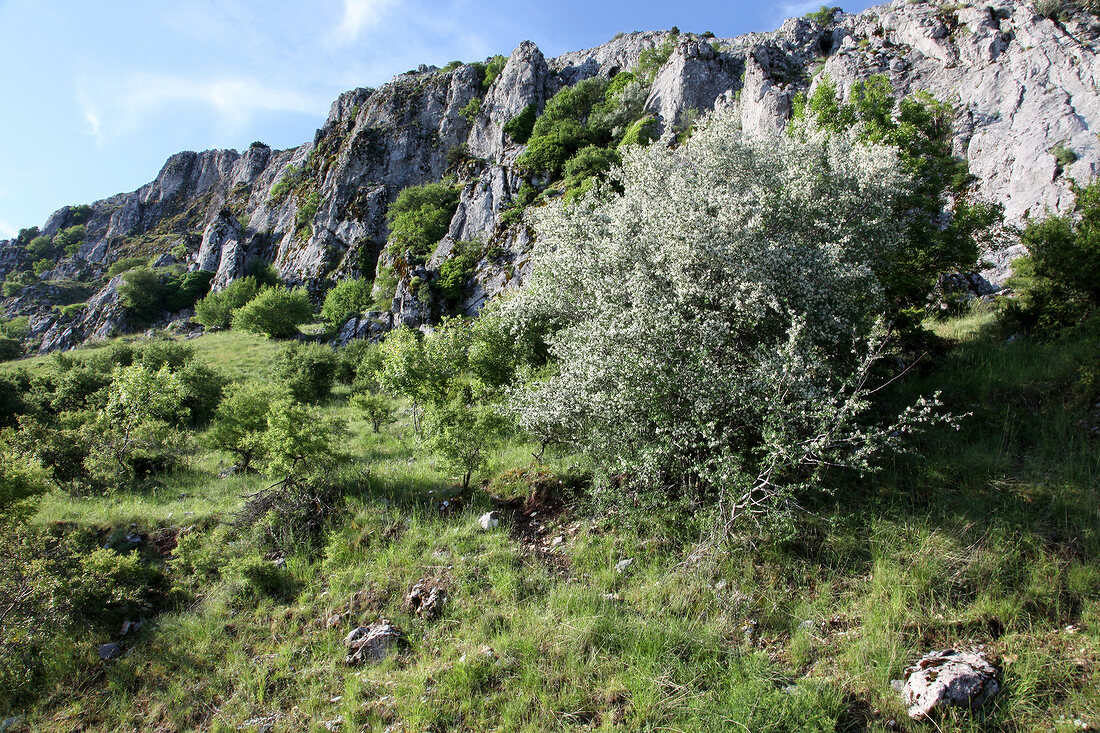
2,0,1098,352
899,649,1001,720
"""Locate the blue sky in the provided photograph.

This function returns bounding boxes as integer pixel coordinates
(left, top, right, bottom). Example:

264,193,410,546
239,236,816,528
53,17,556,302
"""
0,0,878,237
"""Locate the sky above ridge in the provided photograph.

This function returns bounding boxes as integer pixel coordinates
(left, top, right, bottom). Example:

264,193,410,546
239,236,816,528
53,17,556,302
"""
0,0,879,237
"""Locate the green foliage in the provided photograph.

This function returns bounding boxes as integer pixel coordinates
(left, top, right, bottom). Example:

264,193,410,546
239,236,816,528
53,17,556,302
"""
0,438,48,524
0,336,21,362
108,256,148,277
321,278,374,329
1053,143,1078,168
2,271,36,297
636,35,677,83
459,96,482,121
350,391,396,432
231,286,314,339
503,103,537,143
530,77,609,141
517,120,585,178
26,235,56,260
194,276,261,330
499,182,538,227
268,163,302,204
562,145,621,195
177,360,228,426
163,270,214,313
296,190,322,237
206,381,281,470
67,204,94,225
1007,180,1100,334
479,54,508,90
441,60,463,72
385,182,460,264
54,225,86,257
31,259,51,276
617,115,659,147
426,386,507,490
806,5,842,24
273,341,339,403
792,74,1001,326
504,108,952,523
262,398,347,478
446,143,476,171
438,240,482,306
118,267,167,326
64,547,161,629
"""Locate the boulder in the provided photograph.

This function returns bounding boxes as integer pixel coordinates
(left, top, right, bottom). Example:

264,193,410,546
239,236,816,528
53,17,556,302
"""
405,578,447,620
343,620,406,665
477,511,501,530
898,648,1001,720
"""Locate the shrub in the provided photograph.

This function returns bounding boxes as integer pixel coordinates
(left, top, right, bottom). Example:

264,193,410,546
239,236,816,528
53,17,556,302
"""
618,116,659,147
438,240,482,306
163,270,214,313
477,54,508,90
529,77,609,141
636,35,677,83
63,547,160,629
273,342,339,403
108,256,148,277
563,145,621,189
68,204,94,225
0,440,49,525
231,286,314,338
26,235,56,260
447,143,476,170
503,103,537,143
350,392,397,432
3,271,36,297
296,190,322,235
54,225,85,257
1006,179,1100,333
503,108,952,526
427,387,507,491
386,182,460,263
460,96,482,121
262,398,347,478
517,119,585,178
177,361,228,426
193,276,261,330
118,267,166,326
269,163,302,204
138,339,194,370
207,382,281,471
806,5,842,24
321,278,374,329
0,336,21,363
32,259,52,276
1053,143,1078,168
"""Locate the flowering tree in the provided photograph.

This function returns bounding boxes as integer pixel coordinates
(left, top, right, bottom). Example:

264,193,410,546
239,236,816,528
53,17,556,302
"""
502,109,954,527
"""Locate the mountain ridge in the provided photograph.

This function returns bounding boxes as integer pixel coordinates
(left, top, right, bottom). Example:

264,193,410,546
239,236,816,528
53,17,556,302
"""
2,0,1098,354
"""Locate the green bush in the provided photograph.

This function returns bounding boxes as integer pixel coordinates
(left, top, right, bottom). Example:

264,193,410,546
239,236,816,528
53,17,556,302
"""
563,145,621,189
0,439,48,524
350,391,396,432
31,259,52,276
26,235,56,260
518,120,585,178
193,276,261,330
438,241,482,306
63,547,161,629
474,54,508,90
163,270,214,313
618,115,659,147
177,361,228,426
1053,144,1078,168
503,103,537,143
273,341,339,403
296,191,322,236
118,267,167,326
269,163,302,204
1006,179,1100,333
385,182,460,263
207,382,281,471
231,286,314,338
108,256,148,277
460,96,482,121
68,204,94,225
529,77,609,141
806,5,841,24
54,225,85,257
321,278,374,329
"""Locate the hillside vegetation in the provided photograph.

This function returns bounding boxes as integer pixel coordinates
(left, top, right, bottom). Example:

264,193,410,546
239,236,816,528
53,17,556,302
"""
1,67,1099,733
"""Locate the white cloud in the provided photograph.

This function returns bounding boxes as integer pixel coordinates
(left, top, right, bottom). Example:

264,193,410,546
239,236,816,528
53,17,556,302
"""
78,74,329,141
333,0,398,45
779,0,830,18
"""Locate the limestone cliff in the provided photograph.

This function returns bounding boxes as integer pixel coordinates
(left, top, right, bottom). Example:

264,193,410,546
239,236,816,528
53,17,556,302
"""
2,0,1097,353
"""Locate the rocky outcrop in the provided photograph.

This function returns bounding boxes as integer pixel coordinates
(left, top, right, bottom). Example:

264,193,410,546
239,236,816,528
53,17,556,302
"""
2,0,1098,352
897,649,1001,720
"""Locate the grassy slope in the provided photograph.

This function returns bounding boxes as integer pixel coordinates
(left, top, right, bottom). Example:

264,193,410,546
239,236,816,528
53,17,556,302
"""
18,310,1100,732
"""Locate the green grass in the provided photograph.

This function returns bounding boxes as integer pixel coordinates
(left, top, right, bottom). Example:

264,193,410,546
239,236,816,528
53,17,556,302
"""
8,306,1100,731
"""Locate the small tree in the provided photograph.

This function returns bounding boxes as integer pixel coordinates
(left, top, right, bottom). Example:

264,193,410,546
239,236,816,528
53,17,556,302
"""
0,437,49,525
193,276,261,330
426,385,507,491
262,399,347,479
272,342,339,403
206,382,281,471
350,392,397,433
231,286,314,338
118,267,167,325
320,278,374,330
385,183,460,263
